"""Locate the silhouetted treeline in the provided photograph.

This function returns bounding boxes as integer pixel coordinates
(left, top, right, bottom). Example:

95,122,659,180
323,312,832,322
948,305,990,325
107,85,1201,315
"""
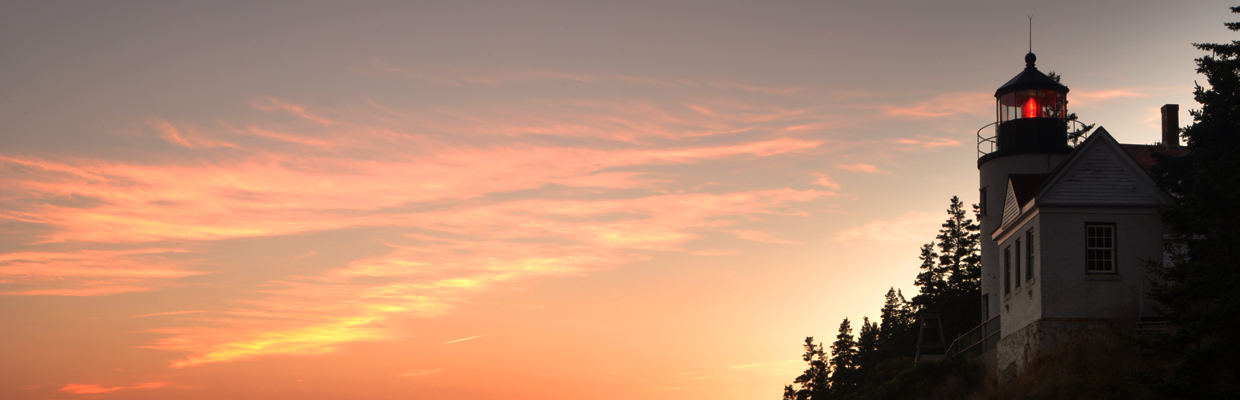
783,196,981,400
1143,7,1240,399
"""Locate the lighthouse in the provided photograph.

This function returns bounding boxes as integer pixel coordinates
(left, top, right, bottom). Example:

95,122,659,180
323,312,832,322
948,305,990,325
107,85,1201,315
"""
977,52,1072,324
959,51,1179,379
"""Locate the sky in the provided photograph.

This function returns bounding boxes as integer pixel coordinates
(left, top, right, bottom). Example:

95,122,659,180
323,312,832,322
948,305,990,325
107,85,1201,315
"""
0,1,1234,399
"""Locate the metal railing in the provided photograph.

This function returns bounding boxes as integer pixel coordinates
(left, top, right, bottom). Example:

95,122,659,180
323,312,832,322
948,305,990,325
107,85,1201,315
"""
946,315,1000,359
976,119,1094,159
976,122,998,159
1067,119,1093,147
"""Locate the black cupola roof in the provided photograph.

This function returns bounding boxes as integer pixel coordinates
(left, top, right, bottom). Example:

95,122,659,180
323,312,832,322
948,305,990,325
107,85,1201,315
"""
994,53,1069,96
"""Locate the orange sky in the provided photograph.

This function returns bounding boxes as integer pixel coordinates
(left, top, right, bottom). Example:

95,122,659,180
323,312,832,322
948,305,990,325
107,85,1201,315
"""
0,1,1232,399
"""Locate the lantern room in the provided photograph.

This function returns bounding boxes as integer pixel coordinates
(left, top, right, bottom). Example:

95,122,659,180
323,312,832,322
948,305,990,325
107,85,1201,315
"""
981,52,1073,164
998,87,1066,121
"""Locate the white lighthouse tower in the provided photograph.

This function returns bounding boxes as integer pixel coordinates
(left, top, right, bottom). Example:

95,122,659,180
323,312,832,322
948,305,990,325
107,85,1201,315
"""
978,52,1072,324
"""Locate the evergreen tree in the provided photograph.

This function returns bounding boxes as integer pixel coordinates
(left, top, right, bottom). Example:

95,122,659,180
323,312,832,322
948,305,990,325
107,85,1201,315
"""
936,196,981,294
829,318,860,398
855,317,881,388
909,242,942,311
911,197,983,343
1047,71,1096,145
785,337,831,400
878,288,915,360
1147,6,1240,398
781,198,983,399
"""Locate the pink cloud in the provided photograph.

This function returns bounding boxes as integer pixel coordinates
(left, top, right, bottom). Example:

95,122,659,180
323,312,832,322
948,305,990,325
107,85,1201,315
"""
1073,89,1148,100
249,96,334,125
836,163,885,174
729,230,802,244
830,211,942,243
894,136,961,149
812,173,841,191
0,135,819,245
60,381,166,395
149,119,237,149
882,92,991,118
6,286,152,296
0,249,203,297
144,187,831,367
1066,87,1154,107
1,71,845,369
366,61,804,96
398,368,444,377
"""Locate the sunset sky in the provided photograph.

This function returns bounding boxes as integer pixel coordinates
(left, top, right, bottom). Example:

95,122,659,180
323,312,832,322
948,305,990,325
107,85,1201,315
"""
1,1,1233,399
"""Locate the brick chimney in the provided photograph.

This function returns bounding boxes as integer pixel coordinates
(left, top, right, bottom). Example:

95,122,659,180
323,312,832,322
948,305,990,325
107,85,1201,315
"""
1161,104,1180,148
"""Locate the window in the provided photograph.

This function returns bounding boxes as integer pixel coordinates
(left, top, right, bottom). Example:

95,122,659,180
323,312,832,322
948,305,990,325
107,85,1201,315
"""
1026,229,1035,280
1004,246,1012,294
980,187,988,216
1086,224,1115,272
1014,238,1022,288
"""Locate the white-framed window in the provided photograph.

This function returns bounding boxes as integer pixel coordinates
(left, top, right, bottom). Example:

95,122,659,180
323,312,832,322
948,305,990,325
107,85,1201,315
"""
1014,238,1022,288
1086,224,1116,273
1004,246,1012,295
982,294,990,320
1026,229,1035,281
980,187,988,216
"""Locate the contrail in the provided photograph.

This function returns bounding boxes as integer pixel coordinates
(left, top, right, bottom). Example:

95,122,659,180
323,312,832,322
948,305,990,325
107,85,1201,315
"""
440,334,487,345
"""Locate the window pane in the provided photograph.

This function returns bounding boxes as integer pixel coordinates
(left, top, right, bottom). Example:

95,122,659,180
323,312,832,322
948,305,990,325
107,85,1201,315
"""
1085,225,1115,272
1015,239,1021,288
1004,247,1011,294
1026,230,1034,280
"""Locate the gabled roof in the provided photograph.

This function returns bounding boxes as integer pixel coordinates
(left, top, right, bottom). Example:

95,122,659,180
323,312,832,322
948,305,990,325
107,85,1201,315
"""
1121,144,1190,173
1031,127,1173,207
1008,174,1049,208
993,128,1176,239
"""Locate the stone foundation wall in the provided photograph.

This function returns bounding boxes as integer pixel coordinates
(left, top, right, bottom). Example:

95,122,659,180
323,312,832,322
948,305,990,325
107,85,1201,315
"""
996,318,1131,383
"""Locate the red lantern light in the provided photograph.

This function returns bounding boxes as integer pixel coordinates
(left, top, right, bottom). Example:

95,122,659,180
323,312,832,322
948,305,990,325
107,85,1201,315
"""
1023,96,1039,119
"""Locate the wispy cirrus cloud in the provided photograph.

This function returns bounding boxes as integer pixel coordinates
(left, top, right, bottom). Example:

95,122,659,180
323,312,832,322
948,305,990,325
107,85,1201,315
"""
0,68,900,370
249,96,335,126
0,249,202,296
882,92,990,118
146,187,830,367
830,211,943,243
835,163,887,174
893,135,961,149
398,368,444,378
150,119,237,149
363,59,804,96
0,78,857,368
1071,88,1150,102
60,381,166,395
729,230,802,244
0,136,819,245
811,173,841,191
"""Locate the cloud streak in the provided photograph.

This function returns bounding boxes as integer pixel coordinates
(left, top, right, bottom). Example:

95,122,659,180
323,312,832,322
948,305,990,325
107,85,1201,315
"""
831,212,943,243
0,249,203,296
882,93,990,118
0,66,952,370
441,334,487,345
60,382,166,395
